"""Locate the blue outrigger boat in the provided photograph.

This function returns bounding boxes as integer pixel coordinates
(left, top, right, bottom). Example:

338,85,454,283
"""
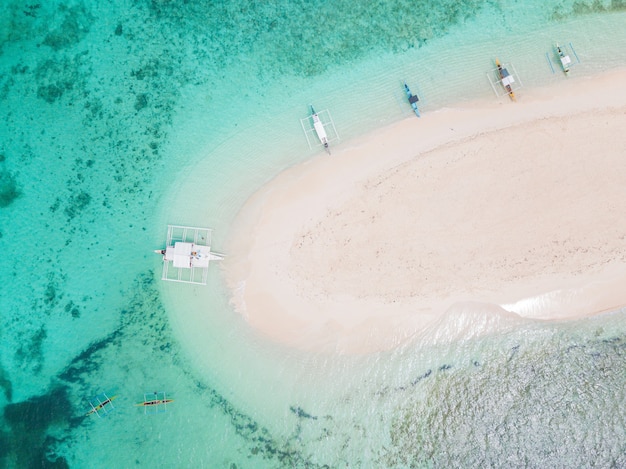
404,82,420,117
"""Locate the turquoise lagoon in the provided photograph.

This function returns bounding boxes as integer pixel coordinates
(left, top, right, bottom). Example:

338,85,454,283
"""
1,1,625,467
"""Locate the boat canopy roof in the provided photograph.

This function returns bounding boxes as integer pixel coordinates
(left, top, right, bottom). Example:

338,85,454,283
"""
409,94,419,104
501,75,515,86
164,242,211,269
158,225,222,285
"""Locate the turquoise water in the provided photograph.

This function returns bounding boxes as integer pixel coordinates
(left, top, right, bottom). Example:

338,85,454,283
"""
1,1,625,467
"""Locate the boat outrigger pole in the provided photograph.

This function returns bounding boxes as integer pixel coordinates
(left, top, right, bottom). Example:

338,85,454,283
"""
310,105,331,154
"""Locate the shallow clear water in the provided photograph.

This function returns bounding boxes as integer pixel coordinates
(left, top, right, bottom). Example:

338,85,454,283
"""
1,1,625,467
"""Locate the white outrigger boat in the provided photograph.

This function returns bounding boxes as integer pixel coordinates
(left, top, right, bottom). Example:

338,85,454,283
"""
545,42,580,75
555,43,571,74
155,225,223,285
300,105,339,154
310,105,330,154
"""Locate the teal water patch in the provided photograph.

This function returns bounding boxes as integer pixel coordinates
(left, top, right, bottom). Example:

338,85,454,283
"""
0,273,325,468
0,0,625,467
142,0,491,78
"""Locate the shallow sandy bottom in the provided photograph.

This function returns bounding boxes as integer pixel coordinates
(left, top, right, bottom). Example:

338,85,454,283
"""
224,69,626,353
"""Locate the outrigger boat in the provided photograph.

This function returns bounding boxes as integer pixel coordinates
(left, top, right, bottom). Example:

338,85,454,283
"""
555,43,571,74
137,391,173,414
495,58,516,101
156,225,223,285
300,106,339,153
310,105,330,154
86,392,117,417
546,42,580,75
404,82,420,117
136,397,174,407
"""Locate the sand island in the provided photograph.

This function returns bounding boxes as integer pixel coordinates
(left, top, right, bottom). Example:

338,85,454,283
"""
224,69,626,353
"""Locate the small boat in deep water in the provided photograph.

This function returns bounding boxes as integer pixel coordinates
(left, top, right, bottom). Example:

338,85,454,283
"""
136,398,174,407
86,393,117,417
495,58,516,101
137,391,173,414
404,82,421,117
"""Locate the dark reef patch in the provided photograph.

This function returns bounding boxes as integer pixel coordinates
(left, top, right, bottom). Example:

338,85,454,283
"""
1,386,72,468
142,0,493,78
58,328,122,385
64,300,81,319
63,190,91,220
0,167,21,207
37,83,71,103
551,0,626,20
134,93,149,111
290,406,318,420
0,365,12,401
15,326,47,375
42,3,94,51
34,54,88,105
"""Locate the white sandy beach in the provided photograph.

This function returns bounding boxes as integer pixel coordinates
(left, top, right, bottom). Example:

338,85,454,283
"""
224,69,626,353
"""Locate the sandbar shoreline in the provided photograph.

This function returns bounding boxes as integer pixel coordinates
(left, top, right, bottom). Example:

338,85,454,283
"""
223,69,626,353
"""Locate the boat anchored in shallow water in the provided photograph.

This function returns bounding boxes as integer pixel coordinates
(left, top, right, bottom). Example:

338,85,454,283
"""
404,82,421,117
300,105,339,154
155,225,223,285
495,58,516,101
556,43,571,74
310,105,330,154
545,42,580,75
488,59,522,101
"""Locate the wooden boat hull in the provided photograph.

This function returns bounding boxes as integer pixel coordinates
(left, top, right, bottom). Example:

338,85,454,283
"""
495,58,516,101
404,83,421,117
136,399,174,407
86,394,118,416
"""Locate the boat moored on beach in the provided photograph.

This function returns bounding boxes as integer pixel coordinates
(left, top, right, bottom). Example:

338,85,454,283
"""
546,42,580,75
495,58,516,101
310,105,330,154
300,105,339,154
556,43,571,74
404,82,421,117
